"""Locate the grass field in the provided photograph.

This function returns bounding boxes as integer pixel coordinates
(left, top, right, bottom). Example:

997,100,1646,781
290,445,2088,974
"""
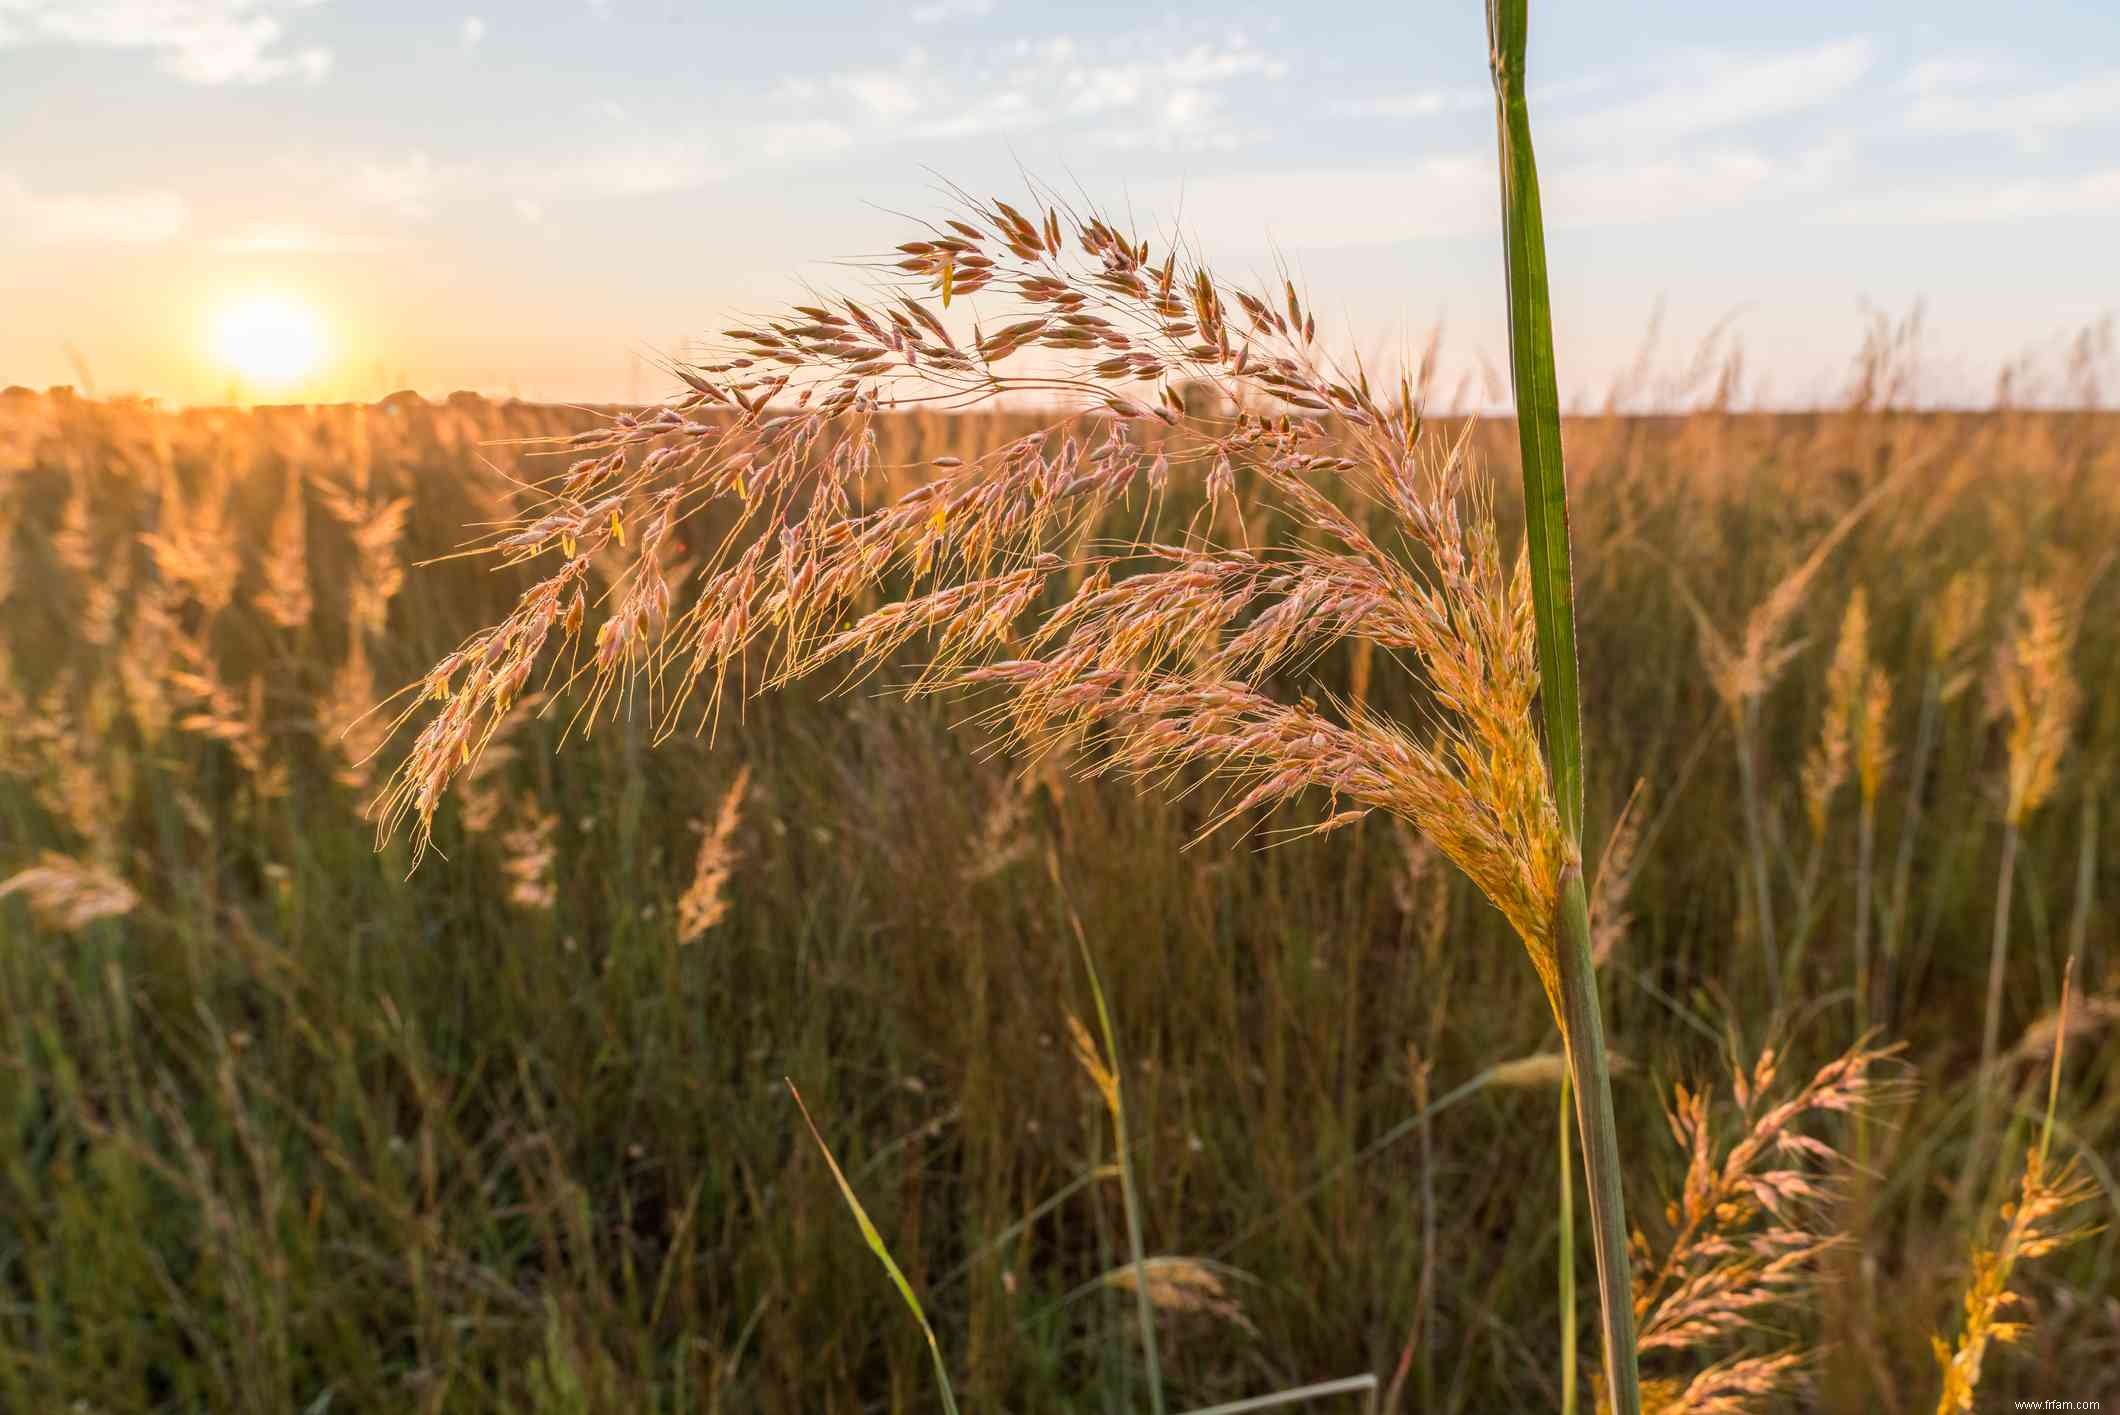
1,366,2116,1411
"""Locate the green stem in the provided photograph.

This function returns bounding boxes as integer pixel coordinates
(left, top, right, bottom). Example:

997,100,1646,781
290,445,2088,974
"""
1557,871,1639,1415
2066,791,2097,979
1854,794,1876,1034
1486,4,1641,1409
1967,821,2021,1201
1079,939,1165,1415
1734,699,1782,1009
1882,668,1940,1020
1558,1072,1578,1415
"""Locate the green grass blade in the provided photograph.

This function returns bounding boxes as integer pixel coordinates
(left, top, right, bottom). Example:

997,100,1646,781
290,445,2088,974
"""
1078,933,1169,1415
1486,0,1583,843
1486,5,1641,1412
787,1080,961,1415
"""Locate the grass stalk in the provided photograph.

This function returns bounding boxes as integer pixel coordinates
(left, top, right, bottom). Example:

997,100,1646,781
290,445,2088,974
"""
1735,699,1782,1008
1557,1072,1578,1415
1883,666,1942,1020
1555,873,1637,1415
1077,935,1167,1415
1966,822,2021,1198
2065,790,2097,978
1486,3,1641,1409
1854,792,1877,1032
786,1080,962,1415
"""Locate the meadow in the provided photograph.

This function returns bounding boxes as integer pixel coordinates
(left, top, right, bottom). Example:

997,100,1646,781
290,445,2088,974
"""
1,308,2115,1412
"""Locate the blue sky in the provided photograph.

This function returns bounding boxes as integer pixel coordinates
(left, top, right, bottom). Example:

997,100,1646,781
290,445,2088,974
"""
3,0,2117,405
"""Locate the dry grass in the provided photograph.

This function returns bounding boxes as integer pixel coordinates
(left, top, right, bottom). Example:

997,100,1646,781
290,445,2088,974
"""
0,336,2115,1409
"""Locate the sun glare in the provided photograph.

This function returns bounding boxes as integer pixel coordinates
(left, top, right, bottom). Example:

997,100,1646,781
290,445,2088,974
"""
212,294,326,388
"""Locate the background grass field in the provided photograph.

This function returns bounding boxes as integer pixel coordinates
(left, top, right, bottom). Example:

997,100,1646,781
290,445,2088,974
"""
1,358,2115,1410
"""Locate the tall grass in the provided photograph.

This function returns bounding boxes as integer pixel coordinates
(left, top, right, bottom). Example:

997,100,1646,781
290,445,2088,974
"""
2,350,2117,1407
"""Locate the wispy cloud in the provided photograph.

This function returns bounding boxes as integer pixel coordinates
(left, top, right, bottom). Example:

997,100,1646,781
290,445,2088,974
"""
1328,87,1483,120
0,172,188,243
760,121,854,162
1899,55,2015,96
1902,67,2120,148
460,16,485,48
520,140,730,201
909,0,993,23
1159,141,1850,250
1566,38,1874,147
349,152,449,219
1830,168,2120,225
791,29,1289,151
0,0,331,84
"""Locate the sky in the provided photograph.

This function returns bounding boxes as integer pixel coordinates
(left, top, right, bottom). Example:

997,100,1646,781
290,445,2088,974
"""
2,0,2117,408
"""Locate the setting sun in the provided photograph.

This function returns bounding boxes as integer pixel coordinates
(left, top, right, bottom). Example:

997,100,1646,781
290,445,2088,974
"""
212,294,325,388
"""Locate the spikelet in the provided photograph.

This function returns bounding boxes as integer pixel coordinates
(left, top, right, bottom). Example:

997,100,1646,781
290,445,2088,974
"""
1688,484,1892,721
1099,1256,1258,1337
23,677,116,844
1929,570,1988,702
117,586,177,745
962,770,1034,884
1800,590,1866,841
0,851,139,932
1855,666,1892,806
321,487,412,639
141,468,240,616
675,766,749,943
1064,1011,1122,1119
1996,585,2077,828
254,467,315,630
499,799,559,912
81,546,132,649
451,692,545,832
1933,965,2099,1412
1624,1036,1903,1413
1589,780,1646,967
0,646,32,779
1485,1052,1569,1089
52,471,96,578
319,636,388,791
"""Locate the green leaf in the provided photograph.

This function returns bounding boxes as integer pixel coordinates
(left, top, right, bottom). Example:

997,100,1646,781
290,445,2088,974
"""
1486,0,1583,845
787,1080,961,1415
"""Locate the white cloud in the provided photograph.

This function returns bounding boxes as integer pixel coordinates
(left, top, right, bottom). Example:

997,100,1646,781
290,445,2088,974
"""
512,198,543,224
798,29,1289,150
1568,38,1875,147
762,121,854,161
1329,89,1464,120
524,140,729,200
1326,73,1613,122
1158,142,1850,250
1903,69,2120,146
0,172,188,243
460,15,484,47
909,0,991,22
834,69,927,120
349,152,447,219
1830,168,2120,225
0,1,332,84
1898,55,2014,96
